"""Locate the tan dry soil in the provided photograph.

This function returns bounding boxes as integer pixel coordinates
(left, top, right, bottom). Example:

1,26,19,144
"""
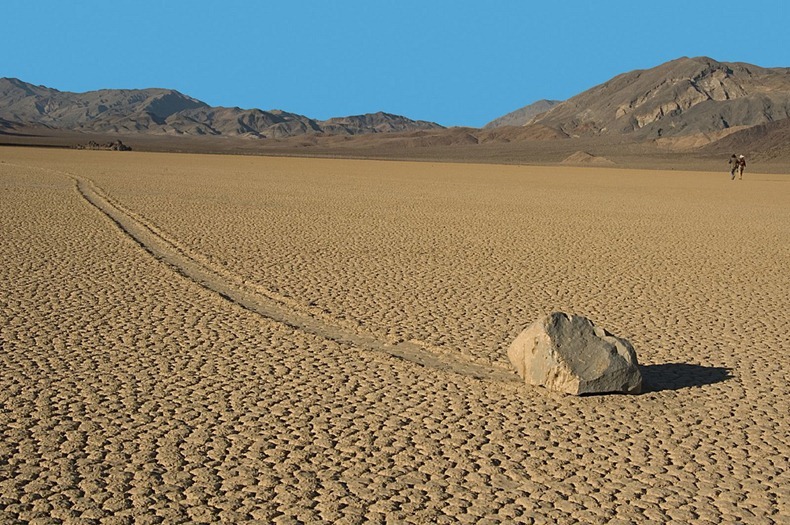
1,147,788,524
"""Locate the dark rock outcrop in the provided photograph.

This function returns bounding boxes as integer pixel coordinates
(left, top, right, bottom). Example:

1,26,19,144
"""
75,140,131,151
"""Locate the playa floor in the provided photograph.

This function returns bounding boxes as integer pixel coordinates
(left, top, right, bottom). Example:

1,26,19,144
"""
1,147,788,523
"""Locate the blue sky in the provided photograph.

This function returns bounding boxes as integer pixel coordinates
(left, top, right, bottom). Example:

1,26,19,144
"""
4,0,788,127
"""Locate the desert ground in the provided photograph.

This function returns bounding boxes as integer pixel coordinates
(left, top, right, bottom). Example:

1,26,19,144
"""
1,146,788,523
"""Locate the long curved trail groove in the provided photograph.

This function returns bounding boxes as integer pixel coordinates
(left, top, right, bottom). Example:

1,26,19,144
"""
74,176,519,382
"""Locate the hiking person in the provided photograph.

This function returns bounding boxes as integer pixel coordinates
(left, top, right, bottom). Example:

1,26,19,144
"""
737,155,746,180
729,154,738,180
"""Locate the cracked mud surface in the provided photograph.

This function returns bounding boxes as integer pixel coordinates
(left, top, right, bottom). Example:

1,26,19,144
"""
1,148,788,523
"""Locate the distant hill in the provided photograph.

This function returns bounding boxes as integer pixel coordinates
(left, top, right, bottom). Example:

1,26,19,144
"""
0,78,443,138
158,107,322,138
319,112,441,135
526,57,790,141
483,100,561,129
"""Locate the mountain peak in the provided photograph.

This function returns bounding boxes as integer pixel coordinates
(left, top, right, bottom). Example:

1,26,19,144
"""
526,57,790,139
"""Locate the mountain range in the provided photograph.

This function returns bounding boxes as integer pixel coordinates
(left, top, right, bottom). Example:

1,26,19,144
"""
0,77,442,138
2,56,789,164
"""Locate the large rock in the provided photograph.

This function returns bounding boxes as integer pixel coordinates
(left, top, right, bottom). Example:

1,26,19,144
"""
508,313,642,395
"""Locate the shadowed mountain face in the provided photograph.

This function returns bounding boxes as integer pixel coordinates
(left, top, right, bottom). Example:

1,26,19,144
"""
483,100,562,129
527,57,790,140
0,78,443,138
702,116,790,162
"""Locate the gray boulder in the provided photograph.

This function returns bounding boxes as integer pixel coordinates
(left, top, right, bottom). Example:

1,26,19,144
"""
508,313,642,395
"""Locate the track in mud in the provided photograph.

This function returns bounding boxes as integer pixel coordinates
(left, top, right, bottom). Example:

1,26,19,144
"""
74,176,519,382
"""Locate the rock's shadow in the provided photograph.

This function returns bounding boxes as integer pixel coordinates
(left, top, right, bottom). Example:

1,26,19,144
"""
640,363,733,393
